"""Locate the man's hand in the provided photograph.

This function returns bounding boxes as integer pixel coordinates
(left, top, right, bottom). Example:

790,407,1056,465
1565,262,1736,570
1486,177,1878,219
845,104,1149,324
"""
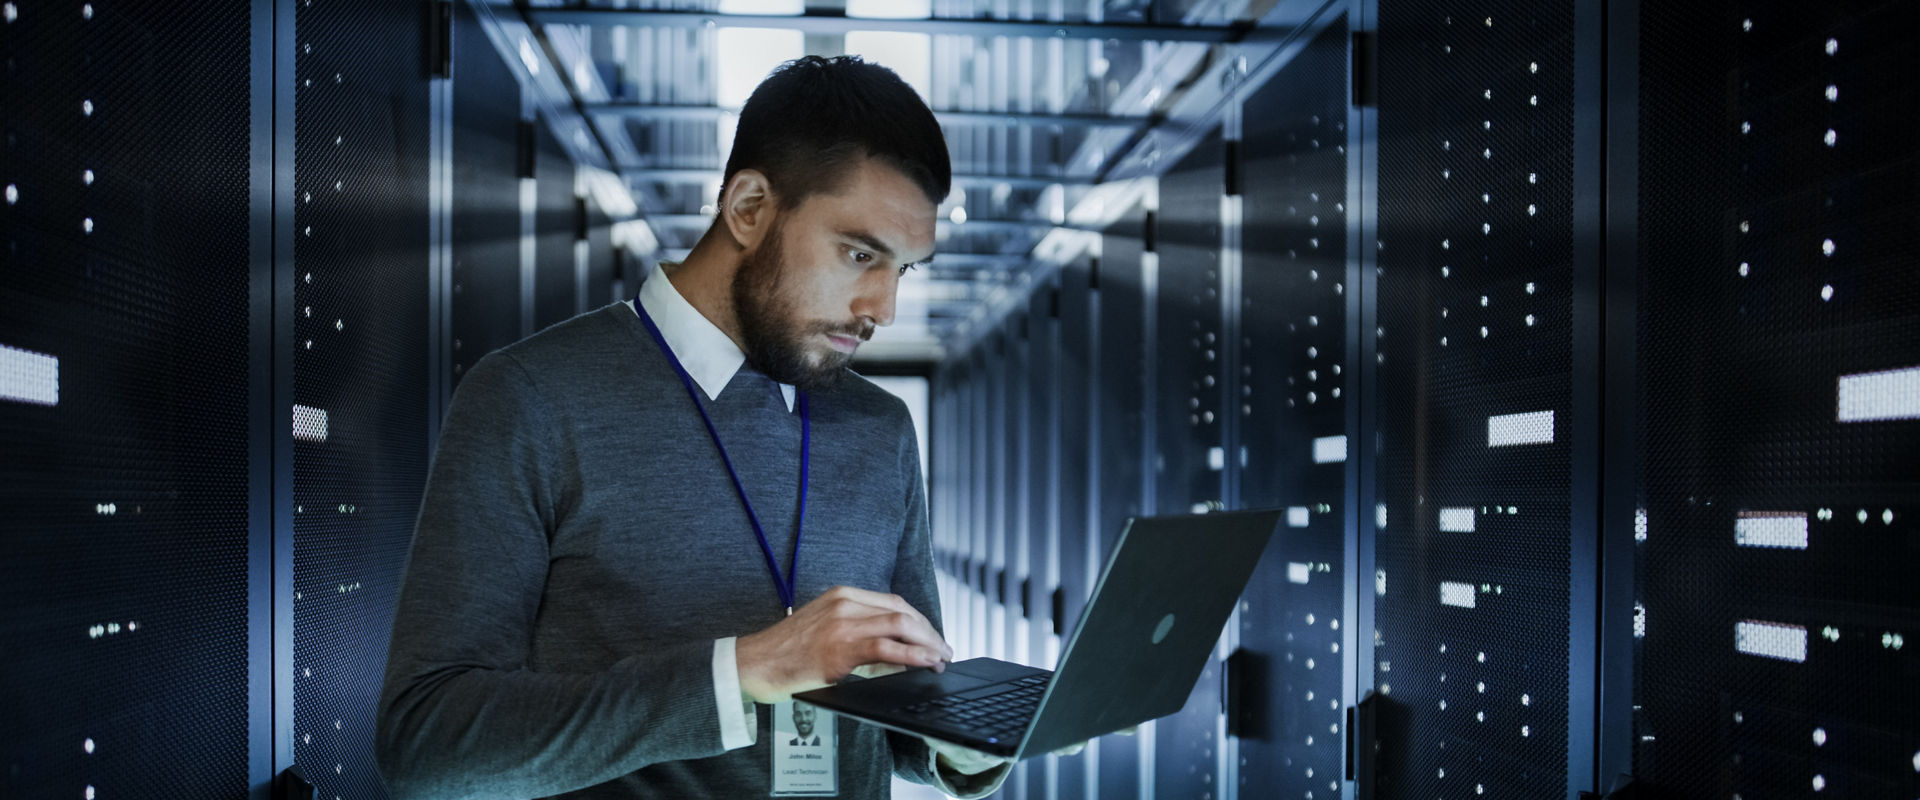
736,585,953,704
926,725,1140,779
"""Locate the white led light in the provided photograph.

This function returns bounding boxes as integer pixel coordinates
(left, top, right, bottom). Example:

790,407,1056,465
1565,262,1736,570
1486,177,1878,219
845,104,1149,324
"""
1487,410,1555,446
1376,504,1388,529
0,344,60,407
1439,508,1476,533
82,99,94,116
1837,366,1920,422
84,738,94,754
1440,581,1476,608
1288,562,1312,585
1821,284,1834,301
4,184,13,204
1825,240,1837,257
83,217,94,233
1825,84,1838,102
1634,602,1647,638
1735,511,1809,549
1313,435,1347,464
1739,262,1750,277
1288,507,1310,528
1375,568,1387,596
1635,508,1649,541
1812,774,1825,792
1824,129,1837,147
1825,38,1838,55
1735,619,1808,662
1812,727,1827,746
292,404,330,443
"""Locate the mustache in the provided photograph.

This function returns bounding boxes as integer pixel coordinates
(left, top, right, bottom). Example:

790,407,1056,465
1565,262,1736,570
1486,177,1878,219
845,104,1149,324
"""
817,321,876,341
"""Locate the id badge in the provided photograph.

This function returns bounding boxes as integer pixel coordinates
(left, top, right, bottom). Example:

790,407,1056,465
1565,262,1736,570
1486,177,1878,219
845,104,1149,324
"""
771,700,837,796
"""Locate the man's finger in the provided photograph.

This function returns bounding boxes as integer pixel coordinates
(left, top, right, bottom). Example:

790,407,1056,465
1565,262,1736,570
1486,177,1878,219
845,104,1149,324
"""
849,610,952,662
825,586,940,635
860,637,944,669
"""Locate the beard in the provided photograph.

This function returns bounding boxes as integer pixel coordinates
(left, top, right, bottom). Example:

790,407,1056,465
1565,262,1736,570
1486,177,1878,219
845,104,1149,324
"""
731,218,872,392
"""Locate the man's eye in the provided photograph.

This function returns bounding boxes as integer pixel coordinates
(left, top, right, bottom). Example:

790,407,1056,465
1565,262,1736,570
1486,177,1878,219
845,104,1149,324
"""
850,250,872,264
898,262,919,275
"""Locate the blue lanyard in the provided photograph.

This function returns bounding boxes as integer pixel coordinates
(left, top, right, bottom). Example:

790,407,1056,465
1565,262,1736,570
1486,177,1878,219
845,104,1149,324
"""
634,295,809,615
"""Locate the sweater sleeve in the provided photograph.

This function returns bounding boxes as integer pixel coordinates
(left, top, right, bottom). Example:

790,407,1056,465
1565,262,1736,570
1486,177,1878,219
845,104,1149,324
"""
375,351,733,800
883,413,1012,798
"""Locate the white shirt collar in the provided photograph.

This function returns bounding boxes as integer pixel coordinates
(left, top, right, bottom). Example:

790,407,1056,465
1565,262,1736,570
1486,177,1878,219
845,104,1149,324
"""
626,262,797,413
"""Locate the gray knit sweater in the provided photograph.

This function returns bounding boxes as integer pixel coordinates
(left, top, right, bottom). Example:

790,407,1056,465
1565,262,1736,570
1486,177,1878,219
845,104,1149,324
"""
376,300,968,799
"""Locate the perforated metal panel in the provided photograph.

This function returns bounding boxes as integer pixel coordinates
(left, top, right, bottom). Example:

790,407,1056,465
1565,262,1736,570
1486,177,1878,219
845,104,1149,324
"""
0,1,254,795
1371,1,1578,796
1630,2,1920,795
533,117,577,332
1152,129,1228,800
1234,17,1352,798
289,0,433,796
449,1,524,386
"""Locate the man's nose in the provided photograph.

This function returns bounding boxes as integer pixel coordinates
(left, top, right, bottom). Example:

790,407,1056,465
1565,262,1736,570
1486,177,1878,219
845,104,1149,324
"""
854,267,900,328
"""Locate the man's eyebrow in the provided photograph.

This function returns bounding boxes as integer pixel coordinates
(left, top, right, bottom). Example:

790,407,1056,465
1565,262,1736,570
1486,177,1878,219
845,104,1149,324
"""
839,228,934,266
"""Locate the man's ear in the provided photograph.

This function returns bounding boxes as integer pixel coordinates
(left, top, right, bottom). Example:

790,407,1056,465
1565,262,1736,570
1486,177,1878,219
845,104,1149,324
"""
720,169,777,250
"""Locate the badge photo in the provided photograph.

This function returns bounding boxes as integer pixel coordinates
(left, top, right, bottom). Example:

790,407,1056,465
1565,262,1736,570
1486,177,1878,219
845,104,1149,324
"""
770,700,837,796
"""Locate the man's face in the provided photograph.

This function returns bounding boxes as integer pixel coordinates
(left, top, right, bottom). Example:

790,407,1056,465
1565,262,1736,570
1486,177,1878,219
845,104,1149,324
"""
793,702,817,738
732,157,937,391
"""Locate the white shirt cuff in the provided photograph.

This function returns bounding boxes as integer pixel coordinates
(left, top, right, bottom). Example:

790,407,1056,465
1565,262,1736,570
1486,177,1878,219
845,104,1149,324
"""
928,745,1011,798
713,637,757,750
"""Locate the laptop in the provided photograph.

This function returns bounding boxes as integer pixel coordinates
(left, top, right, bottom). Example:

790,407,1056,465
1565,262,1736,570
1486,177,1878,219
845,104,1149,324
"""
794,509,1281,760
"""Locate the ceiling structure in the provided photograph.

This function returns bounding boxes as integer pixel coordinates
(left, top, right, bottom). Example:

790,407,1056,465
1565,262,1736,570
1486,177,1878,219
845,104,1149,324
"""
476,0,1326,362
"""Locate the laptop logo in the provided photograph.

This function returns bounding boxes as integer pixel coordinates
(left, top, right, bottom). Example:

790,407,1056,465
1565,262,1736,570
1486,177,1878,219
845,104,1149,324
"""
1151,613,1176,644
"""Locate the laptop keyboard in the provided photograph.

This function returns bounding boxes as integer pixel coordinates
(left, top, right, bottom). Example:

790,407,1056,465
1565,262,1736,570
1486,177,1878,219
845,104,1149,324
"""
894,674,1051,741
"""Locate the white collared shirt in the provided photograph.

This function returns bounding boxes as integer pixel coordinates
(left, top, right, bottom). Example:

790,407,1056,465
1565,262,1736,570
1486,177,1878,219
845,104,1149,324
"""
625,262,791,750
624,262,796,413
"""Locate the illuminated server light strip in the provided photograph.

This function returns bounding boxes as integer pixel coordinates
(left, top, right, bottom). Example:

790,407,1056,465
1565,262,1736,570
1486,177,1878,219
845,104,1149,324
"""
1734,511,1808,549
1312,435,1347,464
1487,410,1555,447
1438,507,1476,533
1287,506,1310,528
292,404,329,443
1439,581,1477,609
1287,562,1312,585
0,344,60,406
1837,365,1920,422
1735,620,1808,663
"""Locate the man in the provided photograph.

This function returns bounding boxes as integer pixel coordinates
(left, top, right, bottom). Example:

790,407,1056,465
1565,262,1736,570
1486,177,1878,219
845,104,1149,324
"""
375,56,1010,798
790,703,820,748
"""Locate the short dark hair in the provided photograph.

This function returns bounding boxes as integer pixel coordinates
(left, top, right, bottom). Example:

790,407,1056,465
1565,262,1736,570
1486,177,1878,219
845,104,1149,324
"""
722,55,950,210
